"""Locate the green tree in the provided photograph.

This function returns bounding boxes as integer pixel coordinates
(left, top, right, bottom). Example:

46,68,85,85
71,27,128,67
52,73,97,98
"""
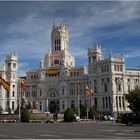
125,88,140,112
80,105,86,118
64,108,75,122
88,106,97,120
71,106,78,115
21,109,30,122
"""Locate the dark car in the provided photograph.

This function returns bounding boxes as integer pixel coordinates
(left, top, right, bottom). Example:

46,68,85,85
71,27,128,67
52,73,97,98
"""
121,112,140,126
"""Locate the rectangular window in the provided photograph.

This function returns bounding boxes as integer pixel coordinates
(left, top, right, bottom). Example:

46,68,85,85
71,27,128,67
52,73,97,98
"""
12,91,14,97
62,101,65,110
104,84,107,92
12,101,14,110
118,83,121,91
92,56,96,61
119,96,121,108
39,102,42,111
102,97,105,108
71,101,75,108
122,96,125,109
114,65,116,71
106,97,108,108
7,91,10,97
13,63,16,69
7,63,11,68
95,97,97,107
116,96,118,109
120,65,123,71
62,88,64,95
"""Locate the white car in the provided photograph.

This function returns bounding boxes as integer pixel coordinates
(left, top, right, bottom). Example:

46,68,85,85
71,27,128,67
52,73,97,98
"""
74,114,80,122
108,116,115,121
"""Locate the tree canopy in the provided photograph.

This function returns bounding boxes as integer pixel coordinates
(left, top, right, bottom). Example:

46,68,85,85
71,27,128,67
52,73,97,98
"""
125,88,140,112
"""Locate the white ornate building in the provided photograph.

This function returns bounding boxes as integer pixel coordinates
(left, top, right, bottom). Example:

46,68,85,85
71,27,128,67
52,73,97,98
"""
0,53,18,114
25,23,140,116
25,23,88,113
1,23,140,116
88,46,140,116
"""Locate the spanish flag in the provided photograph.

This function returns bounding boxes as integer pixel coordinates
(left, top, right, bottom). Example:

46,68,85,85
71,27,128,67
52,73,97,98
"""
77,83,80,96
86,84,94,97
19,80,26,92
89,87,94,96
0,77,10,90
86,84,90,96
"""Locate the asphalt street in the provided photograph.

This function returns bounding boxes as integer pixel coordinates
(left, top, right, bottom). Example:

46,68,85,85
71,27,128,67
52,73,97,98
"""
0,121,140,139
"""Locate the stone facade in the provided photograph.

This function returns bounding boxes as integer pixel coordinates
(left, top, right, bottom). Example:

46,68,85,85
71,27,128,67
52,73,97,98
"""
88,45,140,116
25,23,140,115
1,23,140,116
25,23,88,113
0,53,18,114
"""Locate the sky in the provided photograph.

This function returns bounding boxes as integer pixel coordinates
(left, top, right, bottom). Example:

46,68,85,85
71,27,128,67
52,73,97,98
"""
0,1,140,76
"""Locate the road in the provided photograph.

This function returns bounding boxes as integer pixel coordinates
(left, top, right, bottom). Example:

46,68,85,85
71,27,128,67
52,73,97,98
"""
0,121,140,139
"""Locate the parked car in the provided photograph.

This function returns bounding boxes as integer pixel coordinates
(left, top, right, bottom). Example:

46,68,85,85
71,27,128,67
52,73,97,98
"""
107,115,115,121
121,112,140,126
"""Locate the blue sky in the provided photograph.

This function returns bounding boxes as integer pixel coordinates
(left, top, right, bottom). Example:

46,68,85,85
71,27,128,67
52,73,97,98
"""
0,1,140,76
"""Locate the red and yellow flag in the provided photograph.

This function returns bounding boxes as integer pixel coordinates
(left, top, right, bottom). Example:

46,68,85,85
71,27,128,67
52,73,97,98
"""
0,77,10,90
89,87,94,96
19,80,26,92
77,83,80,96
86,84,94,97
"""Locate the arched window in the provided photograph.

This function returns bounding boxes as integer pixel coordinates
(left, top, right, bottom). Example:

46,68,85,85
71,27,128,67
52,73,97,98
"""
50,92,55,98
104,84,107,92
54,60,59,65
118,83,121,91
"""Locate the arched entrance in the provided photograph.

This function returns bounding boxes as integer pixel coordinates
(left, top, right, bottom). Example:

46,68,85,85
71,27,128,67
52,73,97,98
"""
46,88,59,113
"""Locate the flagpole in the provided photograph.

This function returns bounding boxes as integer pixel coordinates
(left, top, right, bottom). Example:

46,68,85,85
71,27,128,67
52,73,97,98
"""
86,93,89,120
77,82,80,117
78,94,80,117
19,84,21,122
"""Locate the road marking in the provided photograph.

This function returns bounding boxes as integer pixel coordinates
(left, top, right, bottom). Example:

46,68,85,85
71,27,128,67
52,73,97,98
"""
99,129,115,132
0,134,8,137
63,132,87,136
37,130,56,133
39,134,60,137
115,132,135,136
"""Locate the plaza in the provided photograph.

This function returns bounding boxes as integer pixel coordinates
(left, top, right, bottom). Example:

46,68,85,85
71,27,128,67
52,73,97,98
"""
0,121,140,139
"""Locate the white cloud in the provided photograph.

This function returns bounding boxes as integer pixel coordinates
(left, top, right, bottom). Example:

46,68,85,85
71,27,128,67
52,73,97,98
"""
0,1,140,73
125,49,140,59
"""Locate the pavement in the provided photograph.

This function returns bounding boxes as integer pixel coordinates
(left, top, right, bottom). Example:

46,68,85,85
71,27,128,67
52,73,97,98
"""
0,121,140,139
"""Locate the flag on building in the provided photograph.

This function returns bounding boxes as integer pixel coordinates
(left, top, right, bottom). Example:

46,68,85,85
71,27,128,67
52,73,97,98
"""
77,83,80,96
89,87,94,96
0,76,10,90
86,84,90,96
86,84,94,97
19,80,26,92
